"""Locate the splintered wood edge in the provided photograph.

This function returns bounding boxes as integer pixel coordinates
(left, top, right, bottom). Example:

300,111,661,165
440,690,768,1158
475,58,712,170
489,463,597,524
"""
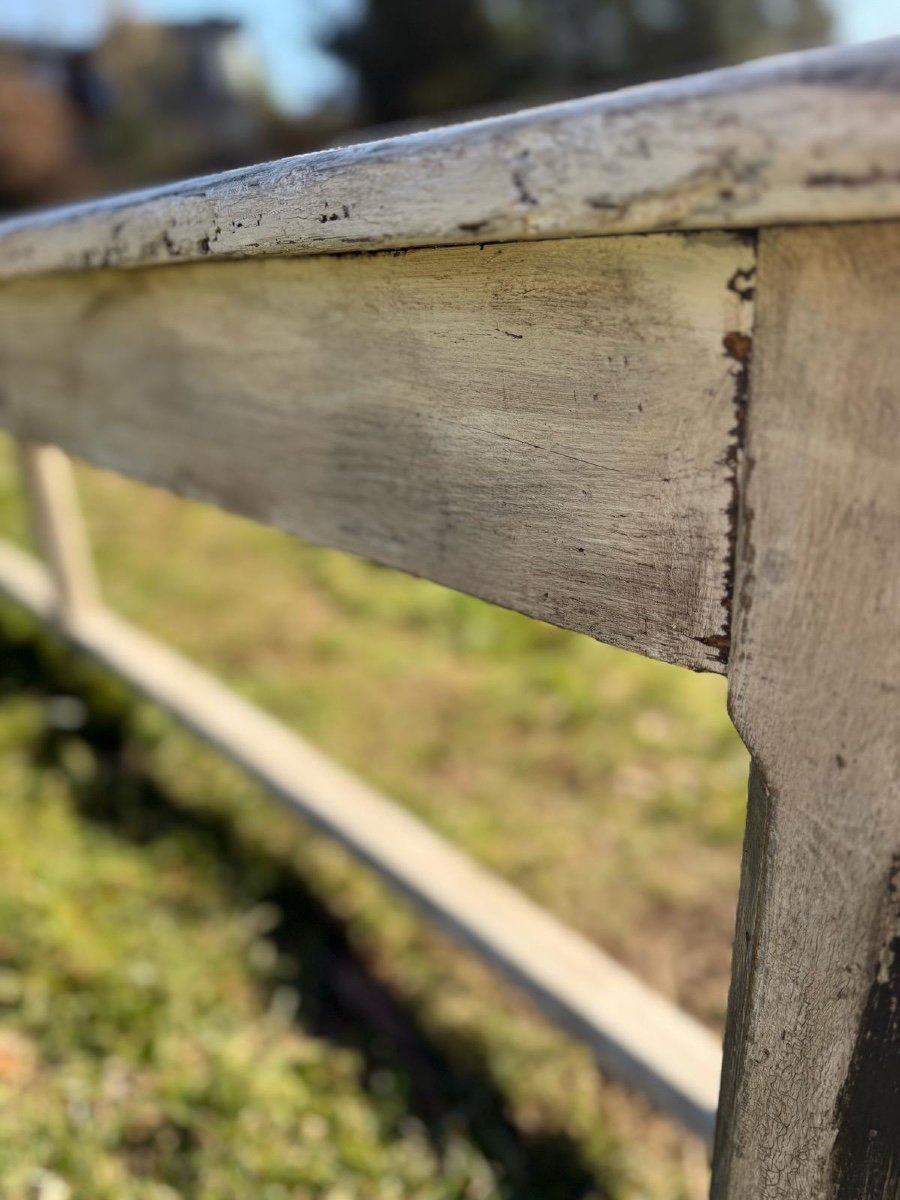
0,39,899,278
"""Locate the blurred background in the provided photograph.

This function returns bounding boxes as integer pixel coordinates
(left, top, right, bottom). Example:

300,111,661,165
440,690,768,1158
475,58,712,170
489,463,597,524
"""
0,3,898,1199
0,0,898,211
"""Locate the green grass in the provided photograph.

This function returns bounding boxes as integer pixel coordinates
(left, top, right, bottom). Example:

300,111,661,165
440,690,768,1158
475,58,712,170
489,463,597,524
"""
0,441,748,1197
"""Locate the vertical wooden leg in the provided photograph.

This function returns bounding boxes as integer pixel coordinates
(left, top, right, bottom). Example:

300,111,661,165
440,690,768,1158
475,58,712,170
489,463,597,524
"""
712,224,900,1197
17,442,101,621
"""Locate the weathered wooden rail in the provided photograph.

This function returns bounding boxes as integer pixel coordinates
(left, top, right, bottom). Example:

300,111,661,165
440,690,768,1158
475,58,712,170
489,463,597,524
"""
0,38,897,1196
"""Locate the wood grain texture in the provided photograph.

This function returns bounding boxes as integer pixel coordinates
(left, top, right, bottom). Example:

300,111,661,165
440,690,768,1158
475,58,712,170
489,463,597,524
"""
713,224,900,1198
0,39,898,279
0,232,754,670
0,539,723,1141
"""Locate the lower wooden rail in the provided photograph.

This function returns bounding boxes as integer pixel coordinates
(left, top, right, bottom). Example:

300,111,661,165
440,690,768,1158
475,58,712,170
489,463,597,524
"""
0,533,722,1144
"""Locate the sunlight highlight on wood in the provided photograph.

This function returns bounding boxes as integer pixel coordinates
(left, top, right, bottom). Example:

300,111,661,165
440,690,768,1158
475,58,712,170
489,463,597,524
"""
0,40,897,277
0,232,753,671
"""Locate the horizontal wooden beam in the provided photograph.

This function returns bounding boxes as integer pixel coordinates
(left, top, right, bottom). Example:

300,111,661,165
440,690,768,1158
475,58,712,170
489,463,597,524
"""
0,232,753,670
0,538,723,1142
0,39,897,279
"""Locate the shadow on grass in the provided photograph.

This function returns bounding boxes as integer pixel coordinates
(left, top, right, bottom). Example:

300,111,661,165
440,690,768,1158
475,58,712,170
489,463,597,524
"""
0,610,613,1200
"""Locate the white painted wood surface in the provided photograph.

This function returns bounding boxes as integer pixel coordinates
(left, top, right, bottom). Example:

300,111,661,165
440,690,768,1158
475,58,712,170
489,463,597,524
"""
0,232,754,671
713,223,900,1198
0,537,723,1143
0,40,898,278
17,443,100,620
1,39,897,1186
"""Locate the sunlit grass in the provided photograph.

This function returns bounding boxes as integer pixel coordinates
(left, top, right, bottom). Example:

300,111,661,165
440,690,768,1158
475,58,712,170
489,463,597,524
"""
0,439,748,1197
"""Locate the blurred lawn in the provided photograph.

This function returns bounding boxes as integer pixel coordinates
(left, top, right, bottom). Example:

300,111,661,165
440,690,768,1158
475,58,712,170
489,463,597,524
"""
0,439,748,1199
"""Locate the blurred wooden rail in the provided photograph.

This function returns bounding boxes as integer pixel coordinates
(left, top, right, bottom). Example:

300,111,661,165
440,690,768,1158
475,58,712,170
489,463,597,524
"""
0,38,898,1198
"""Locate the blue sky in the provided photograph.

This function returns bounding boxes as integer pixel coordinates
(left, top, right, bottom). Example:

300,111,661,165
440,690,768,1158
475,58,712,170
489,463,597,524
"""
1,0,899,113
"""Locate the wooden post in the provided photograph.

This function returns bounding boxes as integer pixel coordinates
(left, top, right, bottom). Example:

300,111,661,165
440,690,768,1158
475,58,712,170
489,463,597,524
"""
17,442,101,621
712,223,900,1197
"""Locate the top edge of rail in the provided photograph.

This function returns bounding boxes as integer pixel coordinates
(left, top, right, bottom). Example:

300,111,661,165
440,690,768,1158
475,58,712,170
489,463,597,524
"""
1,37,899,278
